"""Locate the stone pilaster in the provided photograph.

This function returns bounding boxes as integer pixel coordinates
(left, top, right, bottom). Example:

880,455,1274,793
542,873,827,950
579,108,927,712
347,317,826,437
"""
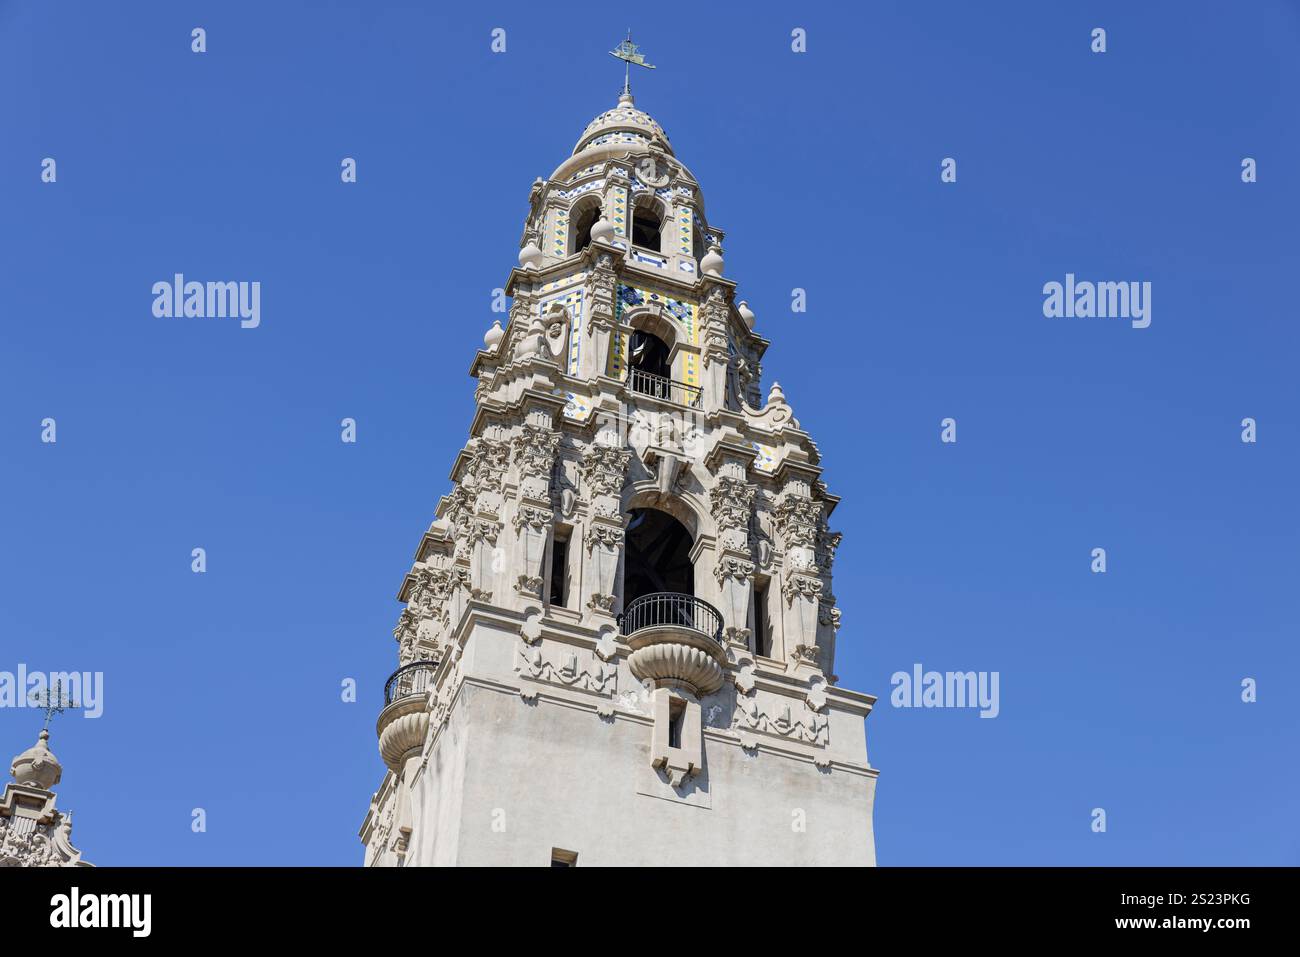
584,249,618,380
699,284,731,416
774,485,826,666
709,475,756,646
465,437,510,601
579,443,631,616
511,424,559,601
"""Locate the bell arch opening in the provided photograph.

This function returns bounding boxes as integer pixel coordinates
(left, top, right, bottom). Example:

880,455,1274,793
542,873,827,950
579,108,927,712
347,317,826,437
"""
626,329,673,401
568,198,602,255
628,329,670,377
631,198,664,252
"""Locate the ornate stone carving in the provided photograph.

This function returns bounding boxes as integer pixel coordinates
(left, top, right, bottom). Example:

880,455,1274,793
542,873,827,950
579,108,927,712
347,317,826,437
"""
585,523,624,551
815,526,842,573
393,607,421,664
731,691,829,747
587,592,616,614
542,303,570,362
513,424,560,485
468,518,500,545
512,505,553,531
710,477,755,537
515,573,545,596
580,444,631,498
818,595,842,631
773,493,821,552
714,556,755,587
518,639,617,696
466,437,511,493
782,574,824,604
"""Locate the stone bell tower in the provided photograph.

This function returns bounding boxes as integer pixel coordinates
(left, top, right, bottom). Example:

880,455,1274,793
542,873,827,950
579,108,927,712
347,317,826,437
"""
360,48,879,867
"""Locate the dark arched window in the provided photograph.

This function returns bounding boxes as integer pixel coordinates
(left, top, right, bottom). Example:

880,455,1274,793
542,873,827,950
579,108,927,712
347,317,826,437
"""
631,202,662,251
627,329,672,400
624,508,694,605
628,330,670,378
569,202,600,255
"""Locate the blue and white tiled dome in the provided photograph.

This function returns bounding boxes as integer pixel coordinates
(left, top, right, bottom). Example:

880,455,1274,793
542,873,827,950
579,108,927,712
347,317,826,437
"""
573,93,673,156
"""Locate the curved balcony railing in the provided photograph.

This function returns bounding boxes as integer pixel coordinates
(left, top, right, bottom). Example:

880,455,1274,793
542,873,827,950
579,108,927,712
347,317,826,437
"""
383,659,439,706
617,592,723,645
627,368,703,409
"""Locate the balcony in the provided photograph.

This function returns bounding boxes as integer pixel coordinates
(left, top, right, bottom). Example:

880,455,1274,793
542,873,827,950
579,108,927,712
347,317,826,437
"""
618,593,726,696
619,593,722,644
627,368,702,409
376,659,439,772
384,659,439,705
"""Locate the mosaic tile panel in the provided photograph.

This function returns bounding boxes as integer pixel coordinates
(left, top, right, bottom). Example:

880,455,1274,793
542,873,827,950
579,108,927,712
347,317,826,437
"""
567,163,603,183
677,206,693,256
588,132,651,149
561,390,593,422
558,178,604,201
552,209,569,258
609,186,628,238
631,248,667,268
543,272,585,292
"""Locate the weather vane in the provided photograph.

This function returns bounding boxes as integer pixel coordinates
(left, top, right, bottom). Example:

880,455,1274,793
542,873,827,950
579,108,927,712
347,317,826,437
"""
30,679,78,733
609,30,655,97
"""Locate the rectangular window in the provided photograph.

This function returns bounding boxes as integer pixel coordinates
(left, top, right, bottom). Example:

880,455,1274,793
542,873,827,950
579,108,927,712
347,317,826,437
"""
668,699,685,750
753,581,770,657
551,848,578,867
549,535,569,608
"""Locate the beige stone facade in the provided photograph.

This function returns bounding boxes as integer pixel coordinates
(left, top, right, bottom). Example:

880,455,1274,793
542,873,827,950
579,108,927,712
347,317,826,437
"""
1,730,92,867
359,91,878,866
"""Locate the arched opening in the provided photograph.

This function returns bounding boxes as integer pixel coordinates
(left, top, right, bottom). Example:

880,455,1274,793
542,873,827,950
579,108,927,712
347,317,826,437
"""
631,200,663,252
628,330,670,378
692,225,705,264
626,329,672,400
623,507,693,605
569,200,601,255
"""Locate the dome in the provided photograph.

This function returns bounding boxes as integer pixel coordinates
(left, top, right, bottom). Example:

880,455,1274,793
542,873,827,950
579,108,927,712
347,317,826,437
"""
573,92,673,156
10,729,62,790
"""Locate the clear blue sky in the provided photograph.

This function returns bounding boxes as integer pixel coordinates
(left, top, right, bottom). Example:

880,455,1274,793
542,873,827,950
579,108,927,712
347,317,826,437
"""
2,1,1296,866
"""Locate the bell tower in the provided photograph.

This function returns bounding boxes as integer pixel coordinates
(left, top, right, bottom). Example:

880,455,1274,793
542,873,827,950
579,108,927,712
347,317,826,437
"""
360,46,878,866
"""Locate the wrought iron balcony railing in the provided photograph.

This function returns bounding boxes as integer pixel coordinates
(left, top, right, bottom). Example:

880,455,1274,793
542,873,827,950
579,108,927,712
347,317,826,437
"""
627,368,702,409
383,659,439,706
617,592,723,645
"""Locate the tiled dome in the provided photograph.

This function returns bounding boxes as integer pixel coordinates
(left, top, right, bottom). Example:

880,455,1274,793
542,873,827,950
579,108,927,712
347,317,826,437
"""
573,93,672,156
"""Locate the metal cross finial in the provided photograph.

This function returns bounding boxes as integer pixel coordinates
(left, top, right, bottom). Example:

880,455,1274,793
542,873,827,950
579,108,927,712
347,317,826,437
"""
30,679,78,733
609,30,655,97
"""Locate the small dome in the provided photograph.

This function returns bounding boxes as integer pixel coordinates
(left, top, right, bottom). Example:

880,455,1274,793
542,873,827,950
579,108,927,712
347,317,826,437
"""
484,320,504,351
11,729,61,790
573,92,672,156
518,241,543,270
